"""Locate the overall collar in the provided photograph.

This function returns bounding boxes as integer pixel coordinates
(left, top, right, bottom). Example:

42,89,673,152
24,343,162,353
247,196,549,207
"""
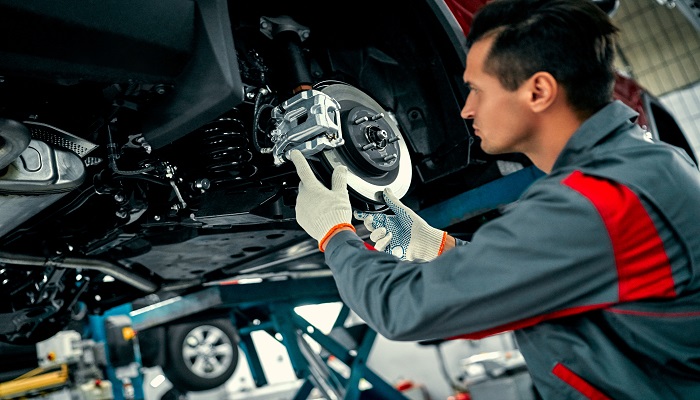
552,100,639,170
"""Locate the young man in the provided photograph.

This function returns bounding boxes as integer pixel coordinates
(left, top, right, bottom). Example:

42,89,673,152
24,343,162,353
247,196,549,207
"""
290,0,700,398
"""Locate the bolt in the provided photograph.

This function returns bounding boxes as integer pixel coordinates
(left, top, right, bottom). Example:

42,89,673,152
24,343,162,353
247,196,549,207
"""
354,116,369,125
154,215,161,221
370,113,385,121
113,193,125,203
362,142,377,151
383,154,397,162
246,91,255,100
194,178,211,191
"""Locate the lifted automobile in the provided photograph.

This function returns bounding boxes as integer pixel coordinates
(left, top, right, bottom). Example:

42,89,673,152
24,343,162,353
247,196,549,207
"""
0,0,694,352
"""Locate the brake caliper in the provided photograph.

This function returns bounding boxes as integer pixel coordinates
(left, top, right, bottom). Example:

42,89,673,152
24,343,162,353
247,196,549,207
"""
269,89,344,165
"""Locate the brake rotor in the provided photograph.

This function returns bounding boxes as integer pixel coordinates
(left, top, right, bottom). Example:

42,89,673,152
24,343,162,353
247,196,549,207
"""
315,83,412,204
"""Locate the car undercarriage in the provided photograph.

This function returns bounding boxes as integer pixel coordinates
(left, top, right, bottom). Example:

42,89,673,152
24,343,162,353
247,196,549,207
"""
0,0,520,344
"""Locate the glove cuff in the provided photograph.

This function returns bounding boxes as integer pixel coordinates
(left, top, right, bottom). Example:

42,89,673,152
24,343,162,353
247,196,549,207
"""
414,228,447,261
437,231,448,255
319,223,356,252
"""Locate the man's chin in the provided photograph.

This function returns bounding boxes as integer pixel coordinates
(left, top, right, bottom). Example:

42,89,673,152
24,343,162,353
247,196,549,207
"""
477,137,510,155
479,144,500,155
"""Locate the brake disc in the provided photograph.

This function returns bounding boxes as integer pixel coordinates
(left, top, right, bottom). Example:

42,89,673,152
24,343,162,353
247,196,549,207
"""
316,83,412,205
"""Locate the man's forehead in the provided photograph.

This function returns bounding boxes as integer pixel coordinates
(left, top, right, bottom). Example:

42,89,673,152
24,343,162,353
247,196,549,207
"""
464,36,495,79
468,37,494,62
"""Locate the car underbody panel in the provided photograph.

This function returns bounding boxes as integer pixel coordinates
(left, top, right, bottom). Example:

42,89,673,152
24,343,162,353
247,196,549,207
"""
0,0,523,343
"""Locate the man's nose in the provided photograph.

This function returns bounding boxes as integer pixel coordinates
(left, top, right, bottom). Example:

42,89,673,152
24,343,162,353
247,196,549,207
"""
460,95,475,119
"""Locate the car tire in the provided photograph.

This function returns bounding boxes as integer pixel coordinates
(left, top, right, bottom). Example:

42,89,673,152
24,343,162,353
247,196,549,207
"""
162,319,239,392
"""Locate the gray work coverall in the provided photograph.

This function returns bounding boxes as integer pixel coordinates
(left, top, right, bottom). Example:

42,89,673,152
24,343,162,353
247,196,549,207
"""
324,101,700,399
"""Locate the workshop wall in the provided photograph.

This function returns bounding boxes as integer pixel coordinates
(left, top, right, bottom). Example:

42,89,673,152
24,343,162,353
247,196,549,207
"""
613,0,700,95
612,0,700,156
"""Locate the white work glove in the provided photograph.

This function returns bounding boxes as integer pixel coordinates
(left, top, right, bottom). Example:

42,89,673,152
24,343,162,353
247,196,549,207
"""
289,150,355,251
354,188,446,261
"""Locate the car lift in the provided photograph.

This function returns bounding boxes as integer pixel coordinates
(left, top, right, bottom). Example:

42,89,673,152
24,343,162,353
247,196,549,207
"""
119,165,545,400
6,165,541,400
128,272,408,400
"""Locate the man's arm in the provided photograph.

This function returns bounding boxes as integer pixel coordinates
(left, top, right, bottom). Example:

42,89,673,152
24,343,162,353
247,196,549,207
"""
445,234,457,250
323,181,625,342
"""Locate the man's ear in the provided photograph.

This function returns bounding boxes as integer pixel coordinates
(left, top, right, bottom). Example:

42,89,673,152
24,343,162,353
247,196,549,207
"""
525,72,557,113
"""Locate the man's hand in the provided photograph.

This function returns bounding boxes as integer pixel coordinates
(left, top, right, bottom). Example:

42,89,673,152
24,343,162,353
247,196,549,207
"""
289,150,354,251
354,188,447,261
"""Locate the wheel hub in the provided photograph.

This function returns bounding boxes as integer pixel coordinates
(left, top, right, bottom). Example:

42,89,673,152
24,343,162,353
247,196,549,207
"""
340,105,400,175
316,83,412,204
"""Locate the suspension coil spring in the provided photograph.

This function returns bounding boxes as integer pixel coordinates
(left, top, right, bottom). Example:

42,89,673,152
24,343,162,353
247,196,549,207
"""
199,112,257,184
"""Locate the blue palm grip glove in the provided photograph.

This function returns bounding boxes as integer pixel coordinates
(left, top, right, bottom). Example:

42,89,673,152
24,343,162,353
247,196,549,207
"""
354,188,446,261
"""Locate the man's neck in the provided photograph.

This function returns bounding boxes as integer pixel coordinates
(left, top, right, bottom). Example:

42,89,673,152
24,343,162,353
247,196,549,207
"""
526,106,584,174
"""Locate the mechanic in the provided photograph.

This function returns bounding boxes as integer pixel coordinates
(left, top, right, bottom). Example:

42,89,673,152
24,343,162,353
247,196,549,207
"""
289,0,700,398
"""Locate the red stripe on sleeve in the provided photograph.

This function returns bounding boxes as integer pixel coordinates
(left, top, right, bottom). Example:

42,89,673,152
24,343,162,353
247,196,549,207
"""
552,363,612,400
562,171,675,301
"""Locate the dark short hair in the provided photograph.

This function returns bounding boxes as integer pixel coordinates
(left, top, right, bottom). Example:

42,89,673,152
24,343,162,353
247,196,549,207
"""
466,0,619,117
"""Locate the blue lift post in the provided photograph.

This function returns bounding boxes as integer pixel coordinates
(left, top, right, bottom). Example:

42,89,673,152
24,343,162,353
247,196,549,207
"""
129,273,408,400
418,166,544,229
89,303,146,400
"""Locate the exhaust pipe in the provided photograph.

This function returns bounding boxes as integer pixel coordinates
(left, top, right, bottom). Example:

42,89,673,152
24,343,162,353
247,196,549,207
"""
0,251,158,292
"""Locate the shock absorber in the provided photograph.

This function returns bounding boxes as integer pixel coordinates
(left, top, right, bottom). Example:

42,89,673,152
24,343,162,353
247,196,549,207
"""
259,15,313,95
198,110,257,185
